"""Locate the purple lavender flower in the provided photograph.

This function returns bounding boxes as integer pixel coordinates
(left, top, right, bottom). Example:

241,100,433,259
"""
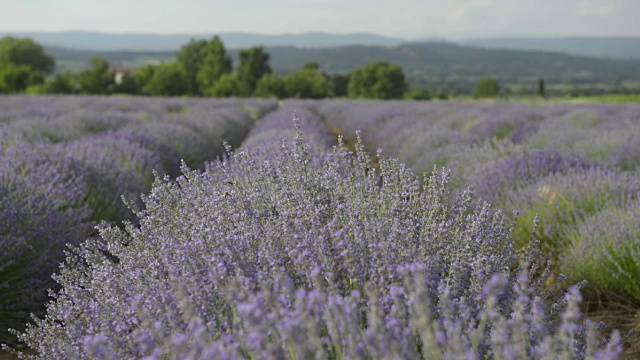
472,148,591,205
561,200,640,302
0,96,270,348
5,111,622,359
0,141,92,344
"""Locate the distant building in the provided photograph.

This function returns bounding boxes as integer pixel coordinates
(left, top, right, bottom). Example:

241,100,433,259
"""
111,68,136,85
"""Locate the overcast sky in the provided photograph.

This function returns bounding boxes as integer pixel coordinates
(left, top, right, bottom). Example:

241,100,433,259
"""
1,0,639,39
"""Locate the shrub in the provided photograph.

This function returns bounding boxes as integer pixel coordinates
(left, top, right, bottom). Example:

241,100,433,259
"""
62,134,162,224
561,201,640,303
474,77,500,99
347,62,407,99
472,149,591,206
237,105,338,155
0,97,269,347
7,110,137,143
5,118,623,359
0,141,93,344
504,168,640,259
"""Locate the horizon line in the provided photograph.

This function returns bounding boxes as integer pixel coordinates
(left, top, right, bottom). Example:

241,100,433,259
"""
2,30,640,40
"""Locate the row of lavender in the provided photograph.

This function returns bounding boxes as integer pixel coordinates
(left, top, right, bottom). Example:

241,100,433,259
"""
319,101,640,319
0,96,278,344
6,101,624,358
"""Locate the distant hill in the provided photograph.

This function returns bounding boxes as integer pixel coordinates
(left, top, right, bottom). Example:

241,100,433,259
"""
4,31,640,61
260,42,640,90
45,41,640,94
460,37,640,60
44,46,176,72
2,31,405,51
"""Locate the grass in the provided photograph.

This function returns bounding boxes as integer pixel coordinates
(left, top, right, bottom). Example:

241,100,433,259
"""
581,298,640,360
563,94,640,104
440,94,640,104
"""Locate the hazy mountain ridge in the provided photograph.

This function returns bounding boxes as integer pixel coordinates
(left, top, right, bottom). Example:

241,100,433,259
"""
263,42,640,88
2,31,405,51
4,31,640,60
460,37,640,60
44,41,640,93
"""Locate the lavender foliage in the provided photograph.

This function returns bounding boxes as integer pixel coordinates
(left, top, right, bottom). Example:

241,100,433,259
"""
561,199,640,302
1,97,637,357
59,134,163,224
503,167,640,261
5,115,622,359
471,148,592,206
0,141,93,343
0,96,277,347
318,100,640,315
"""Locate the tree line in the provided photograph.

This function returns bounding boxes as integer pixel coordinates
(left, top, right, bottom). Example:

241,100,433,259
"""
1,35,504,99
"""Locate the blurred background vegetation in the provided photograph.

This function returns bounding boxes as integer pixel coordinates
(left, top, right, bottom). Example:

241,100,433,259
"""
2,34,640,101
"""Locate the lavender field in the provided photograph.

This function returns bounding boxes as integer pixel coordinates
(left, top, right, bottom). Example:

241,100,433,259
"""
1,96,639,359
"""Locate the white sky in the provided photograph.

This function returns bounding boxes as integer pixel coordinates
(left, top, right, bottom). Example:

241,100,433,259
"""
1,0,639,39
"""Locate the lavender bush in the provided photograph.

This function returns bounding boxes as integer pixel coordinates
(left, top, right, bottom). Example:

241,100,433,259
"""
4,114,623,358
0,96,277,348
523,105,640,158
238,102,334,153
471,149,592,207
443,138,519,190
122,106,256,171
600,124,640,171
60,134,164,224
319,101,640,180
317,101,587,184
318,100,640,308
0,140,93,344
561,199,640,302
500,167,640,268
99,130,183,178
6,110,137,144
0,96,274,225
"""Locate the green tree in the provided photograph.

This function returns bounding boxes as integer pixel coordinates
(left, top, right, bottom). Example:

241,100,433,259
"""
330,74,349,98
113,73,139,95
253,63,332,99
0,37,51,93
473,77,500,99
43,71,78,94
25,84,45,95
209,74,247,97
406,88,432,100
254,74,288,99
176,39,208,95
133,64,156,95
236,46,272,96
301,62,320,71
0,36,55,74
78,57,113,94
145,63,188,96
347,61,407,99
195,37,232,96
538,77,545,98
0,63,34,93
284,63,332,99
